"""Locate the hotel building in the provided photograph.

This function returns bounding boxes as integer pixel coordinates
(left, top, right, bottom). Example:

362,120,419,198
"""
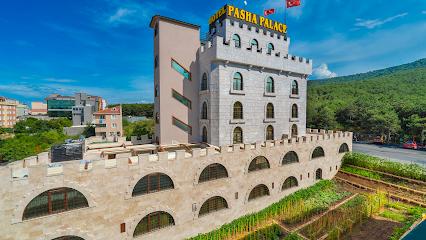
152,6,311,146
0,5,352,240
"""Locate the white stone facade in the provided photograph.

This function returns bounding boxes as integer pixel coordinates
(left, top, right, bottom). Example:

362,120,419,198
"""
198,18,311,146
0,130,351,240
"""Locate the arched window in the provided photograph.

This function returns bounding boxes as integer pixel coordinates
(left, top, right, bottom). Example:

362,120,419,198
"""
266,103,274,119
52,237,85,240
266,125,274,140
233,72,243,90
233,127,243,144
291,124,298,137
339,143,349,153
291,80,299,95
266,77,274,93
248,156,270,172
133,211,175,237
201,73,208,91
312,147,325,159
250,39,258,50
23,188,88,220
282,151,299,165
199,196,228,217
232,34,241,48
282,176,298,190
201,102,208,119
292,104,298,118
248,184,270,201
132,173,174,197
199,163,228,183
233,101,243,119
316,168,323,180
202,127,208,143
267,43,274,54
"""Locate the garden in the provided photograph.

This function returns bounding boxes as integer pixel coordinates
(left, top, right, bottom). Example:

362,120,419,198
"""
188,153,426,240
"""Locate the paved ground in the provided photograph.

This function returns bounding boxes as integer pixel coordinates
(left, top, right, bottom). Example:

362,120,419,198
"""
353,143,426,166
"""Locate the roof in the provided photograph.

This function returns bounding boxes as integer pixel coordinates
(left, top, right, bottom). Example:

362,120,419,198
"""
150,15,200,30
94,106,121,115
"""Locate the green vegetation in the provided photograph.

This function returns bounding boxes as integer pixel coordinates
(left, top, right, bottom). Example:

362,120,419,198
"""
340,165,382,180
240,224,284,240
302,195,369,240
307,58,426,143
0,118,73,162
342,152,426,181
283,233,302,240
379,209,406,222
188,180,349,240
123,119,154,140
385,202,426,240
109,103,153,118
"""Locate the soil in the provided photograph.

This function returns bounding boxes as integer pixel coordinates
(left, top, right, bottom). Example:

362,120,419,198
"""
341,216,402,240
336,172,426,203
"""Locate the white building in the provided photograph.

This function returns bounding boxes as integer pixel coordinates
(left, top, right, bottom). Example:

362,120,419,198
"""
152,5,312,146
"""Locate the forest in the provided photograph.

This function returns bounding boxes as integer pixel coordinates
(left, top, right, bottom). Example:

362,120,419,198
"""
307,58,426,144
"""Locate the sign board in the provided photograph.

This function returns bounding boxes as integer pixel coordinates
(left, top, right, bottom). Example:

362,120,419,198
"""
209,5,287,34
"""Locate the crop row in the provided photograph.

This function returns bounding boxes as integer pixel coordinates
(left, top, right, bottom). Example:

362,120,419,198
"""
188,180,349,240
342,153,426,181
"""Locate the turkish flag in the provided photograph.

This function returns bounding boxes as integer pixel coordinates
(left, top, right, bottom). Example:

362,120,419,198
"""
264,8,275,16
287,0,301,8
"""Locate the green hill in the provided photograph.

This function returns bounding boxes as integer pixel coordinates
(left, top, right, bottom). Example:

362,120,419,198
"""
307,58,426,143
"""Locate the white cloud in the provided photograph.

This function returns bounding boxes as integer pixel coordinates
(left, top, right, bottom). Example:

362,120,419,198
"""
44,78,77,83
312,64,338,79
108,8,137,25
0,84,44,98
355,13,408,29
422,10,426,14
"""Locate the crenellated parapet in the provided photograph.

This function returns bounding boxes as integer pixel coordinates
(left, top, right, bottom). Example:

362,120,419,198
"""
5,130,352,181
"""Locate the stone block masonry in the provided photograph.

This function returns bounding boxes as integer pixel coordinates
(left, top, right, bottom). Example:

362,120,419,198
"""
0,130,351,240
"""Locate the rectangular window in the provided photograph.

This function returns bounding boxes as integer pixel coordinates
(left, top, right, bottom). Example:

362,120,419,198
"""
172,117,192,134
171,59,191,80
172,89,191,109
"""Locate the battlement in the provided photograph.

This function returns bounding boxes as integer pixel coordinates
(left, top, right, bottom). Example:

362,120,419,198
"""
200,34,311,75
6,130,352,181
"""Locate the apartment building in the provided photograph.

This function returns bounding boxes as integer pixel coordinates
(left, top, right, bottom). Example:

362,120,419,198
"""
93,106,123,140
0,97,18,128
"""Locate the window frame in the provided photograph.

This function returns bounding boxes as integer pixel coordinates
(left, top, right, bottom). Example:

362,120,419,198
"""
172,117,192,134
172,89,192,109
232,72,243,91
199,163,229,183
171,58,191,80
233,126,243,144
232,34,241,48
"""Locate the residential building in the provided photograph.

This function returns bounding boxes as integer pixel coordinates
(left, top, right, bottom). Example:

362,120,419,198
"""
72,93,103,126
93,106,123,140
0,97,18,128
16,103,29,118
30,102,47,115
152,5,311,146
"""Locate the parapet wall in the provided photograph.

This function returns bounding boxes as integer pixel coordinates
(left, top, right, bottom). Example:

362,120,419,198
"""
0,130,352,240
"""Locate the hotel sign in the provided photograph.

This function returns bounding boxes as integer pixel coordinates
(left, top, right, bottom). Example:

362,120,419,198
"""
209,5,287,34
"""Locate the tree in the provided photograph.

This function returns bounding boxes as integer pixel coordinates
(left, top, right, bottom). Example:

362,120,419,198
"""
82,125,96,138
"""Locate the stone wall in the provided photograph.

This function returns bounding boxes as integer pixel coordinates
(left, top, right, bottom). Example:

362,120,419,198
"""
0,130,352,240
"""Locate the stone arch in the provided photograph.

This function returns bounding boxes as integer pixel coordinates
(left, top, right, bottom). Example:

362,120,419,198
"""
131,172,175,197
198,163,229,183
126,168,178,199
339,143,350,153
198,196,229,217
13,182,96,224
310,146,325,160
40,229,94,240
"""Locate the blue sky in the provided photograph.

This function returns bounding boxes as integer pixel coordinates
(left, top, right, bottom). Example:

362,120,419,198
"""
0,0,425,104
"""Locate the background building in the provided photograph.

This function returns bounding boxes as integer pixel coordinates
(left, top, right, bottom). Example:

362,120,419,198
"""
30,102,47,115
151,8,311,146
94,105,123,141
16,103,29,118
72,93,103,126
45,94,75,118
0,97,18,128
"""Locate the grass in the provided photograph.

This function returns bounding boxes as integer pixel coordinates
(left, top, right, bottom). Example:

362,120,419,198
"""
379,209,406,222
386,202,426,240
240,224,283,240
340,165,382,180
342,152,426,181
